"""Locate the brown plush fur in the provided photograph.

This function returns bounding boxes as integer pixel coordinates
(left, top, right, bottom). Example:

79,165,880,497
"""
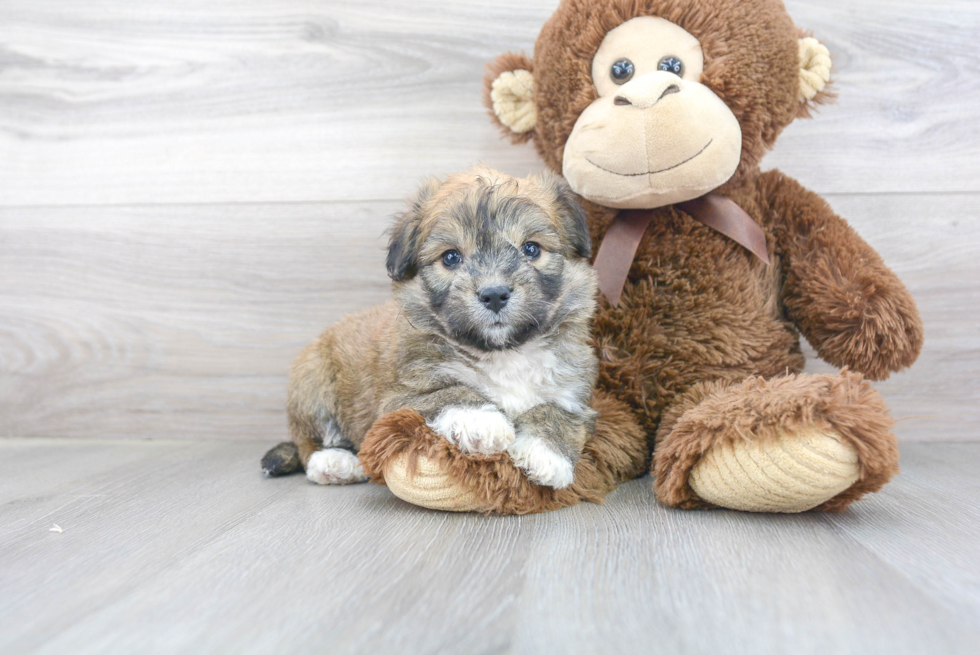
361,0,921,513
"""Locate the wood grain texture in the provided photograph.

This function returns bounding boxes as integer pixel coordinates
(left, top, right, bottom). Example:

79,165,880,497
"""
0,439,978,654
2,193,976,442
0,200,397,441
0,2,977,441
0,0,978,206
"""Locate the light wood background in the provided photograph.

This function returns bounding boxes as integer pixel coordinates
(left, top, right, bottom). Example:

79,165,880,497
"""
1,0,979,442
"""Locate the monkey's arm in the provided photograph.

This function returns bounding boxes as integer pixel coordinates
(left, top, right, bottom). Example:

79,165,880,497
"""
761,170,923,380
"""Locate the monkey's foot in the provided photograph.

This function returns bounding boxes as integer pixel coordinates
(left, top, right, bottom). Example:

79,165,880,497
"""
654,371,900,513
688,428,860,513
358,392,648,515
384,453,487,512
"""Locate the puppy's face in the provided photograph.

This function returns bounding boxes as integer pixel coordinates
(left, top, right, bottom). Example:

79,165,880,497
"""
387,168,594,351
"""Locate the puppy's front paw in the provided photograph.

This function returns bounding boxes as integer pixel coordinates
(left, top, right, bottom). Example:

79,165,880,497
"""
428,406,515,455
306,448,368,485
507,436,575,489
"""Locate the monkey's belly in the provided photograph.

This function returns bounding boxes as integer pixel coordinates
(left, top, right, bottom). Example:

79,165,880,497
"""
593,262,804,432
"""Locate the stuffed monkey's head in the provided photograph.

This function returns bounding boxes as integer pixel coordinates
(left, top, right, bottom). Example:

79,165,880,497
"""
485,0,833,209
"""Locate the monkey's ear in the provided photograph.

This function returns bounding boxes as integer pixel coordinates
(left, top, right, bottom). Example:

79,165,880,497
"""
541,172,591,260
483,52,536,143
386,178,440,281
797,36,834,117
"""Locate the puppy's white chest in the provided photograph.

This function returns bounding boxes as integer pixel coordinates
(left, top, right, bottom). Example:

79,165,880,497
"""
456,341,584,418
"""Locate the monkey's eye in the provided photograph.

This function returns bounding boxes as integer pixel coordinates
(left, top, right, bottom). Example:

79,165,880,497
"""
658,56,684,77
610,59,634,84
521,242,541,260
441,249,462,268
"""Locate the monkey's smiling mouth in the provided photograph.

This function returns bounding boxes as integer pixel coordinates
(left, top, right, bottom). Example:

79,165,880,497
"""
586,139,713,177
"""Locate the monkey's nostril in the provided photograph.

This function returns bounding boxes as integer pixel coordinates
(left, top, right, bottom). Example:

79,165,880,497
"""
479,286,512,313
613,96,632,106
660,85,681,100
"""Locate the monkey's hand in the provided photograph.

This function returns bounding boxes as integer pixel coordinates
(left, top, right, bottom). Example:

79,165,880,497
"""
763,171,923,380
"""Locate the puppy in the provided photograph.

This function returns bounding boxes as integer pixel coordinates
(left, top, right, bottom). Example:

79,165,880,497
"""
262,167,598,489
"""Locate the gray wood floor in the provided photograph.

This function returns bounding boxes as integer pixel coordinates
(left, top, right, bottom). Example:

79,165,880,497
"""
1,438,979,655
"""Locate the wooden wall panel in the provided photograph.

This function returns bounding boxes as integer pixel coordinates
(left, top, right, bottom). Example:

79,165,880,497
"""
0,0,977,442
1,194,976,441
0,0,977,206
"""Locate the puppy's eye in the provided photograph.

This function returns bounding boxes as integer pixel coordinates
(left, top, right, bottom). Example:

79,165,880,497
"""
610,59,634,84
658,56,683,77
521,242,541,260
441,249,462,269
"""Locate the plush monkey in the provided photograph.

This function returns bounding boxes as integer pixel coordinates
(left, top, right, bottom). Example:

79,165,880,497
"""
358,0,922,514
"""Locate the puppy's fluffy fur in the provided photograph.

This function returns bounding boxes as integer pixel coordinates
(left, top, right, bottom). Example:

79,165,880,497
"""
262,167,598,488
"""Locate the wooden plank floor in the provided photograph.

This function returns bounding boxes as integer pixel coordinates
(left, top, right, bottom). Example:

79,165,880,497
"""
1,439,978,655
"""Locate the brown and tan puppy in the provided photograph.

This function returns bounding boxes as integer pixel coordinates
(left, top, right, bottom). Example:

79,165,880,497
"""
262,167,598,489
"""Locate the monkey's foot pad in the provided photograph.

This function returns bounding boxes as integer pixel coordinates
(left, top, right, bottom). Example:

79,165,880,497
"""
689,429,861,513
384,454,486,512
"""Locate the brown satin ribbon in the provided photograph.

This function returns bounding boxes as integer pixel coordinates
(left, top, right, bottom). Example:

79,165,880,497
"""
593,192,770,306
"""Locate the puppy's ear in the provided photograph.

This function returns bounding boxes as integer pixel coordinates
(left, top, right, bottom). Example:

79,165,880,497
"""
543,173,592,260
386,178,440,281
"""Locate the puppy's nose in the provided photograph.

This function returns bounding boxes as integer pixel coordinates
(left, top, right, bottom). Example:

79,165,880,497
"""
479,286,511,313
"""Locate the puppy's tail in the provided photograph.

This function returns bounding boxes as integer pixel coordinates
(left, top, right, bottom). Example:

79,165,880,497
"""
261,442,303,477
